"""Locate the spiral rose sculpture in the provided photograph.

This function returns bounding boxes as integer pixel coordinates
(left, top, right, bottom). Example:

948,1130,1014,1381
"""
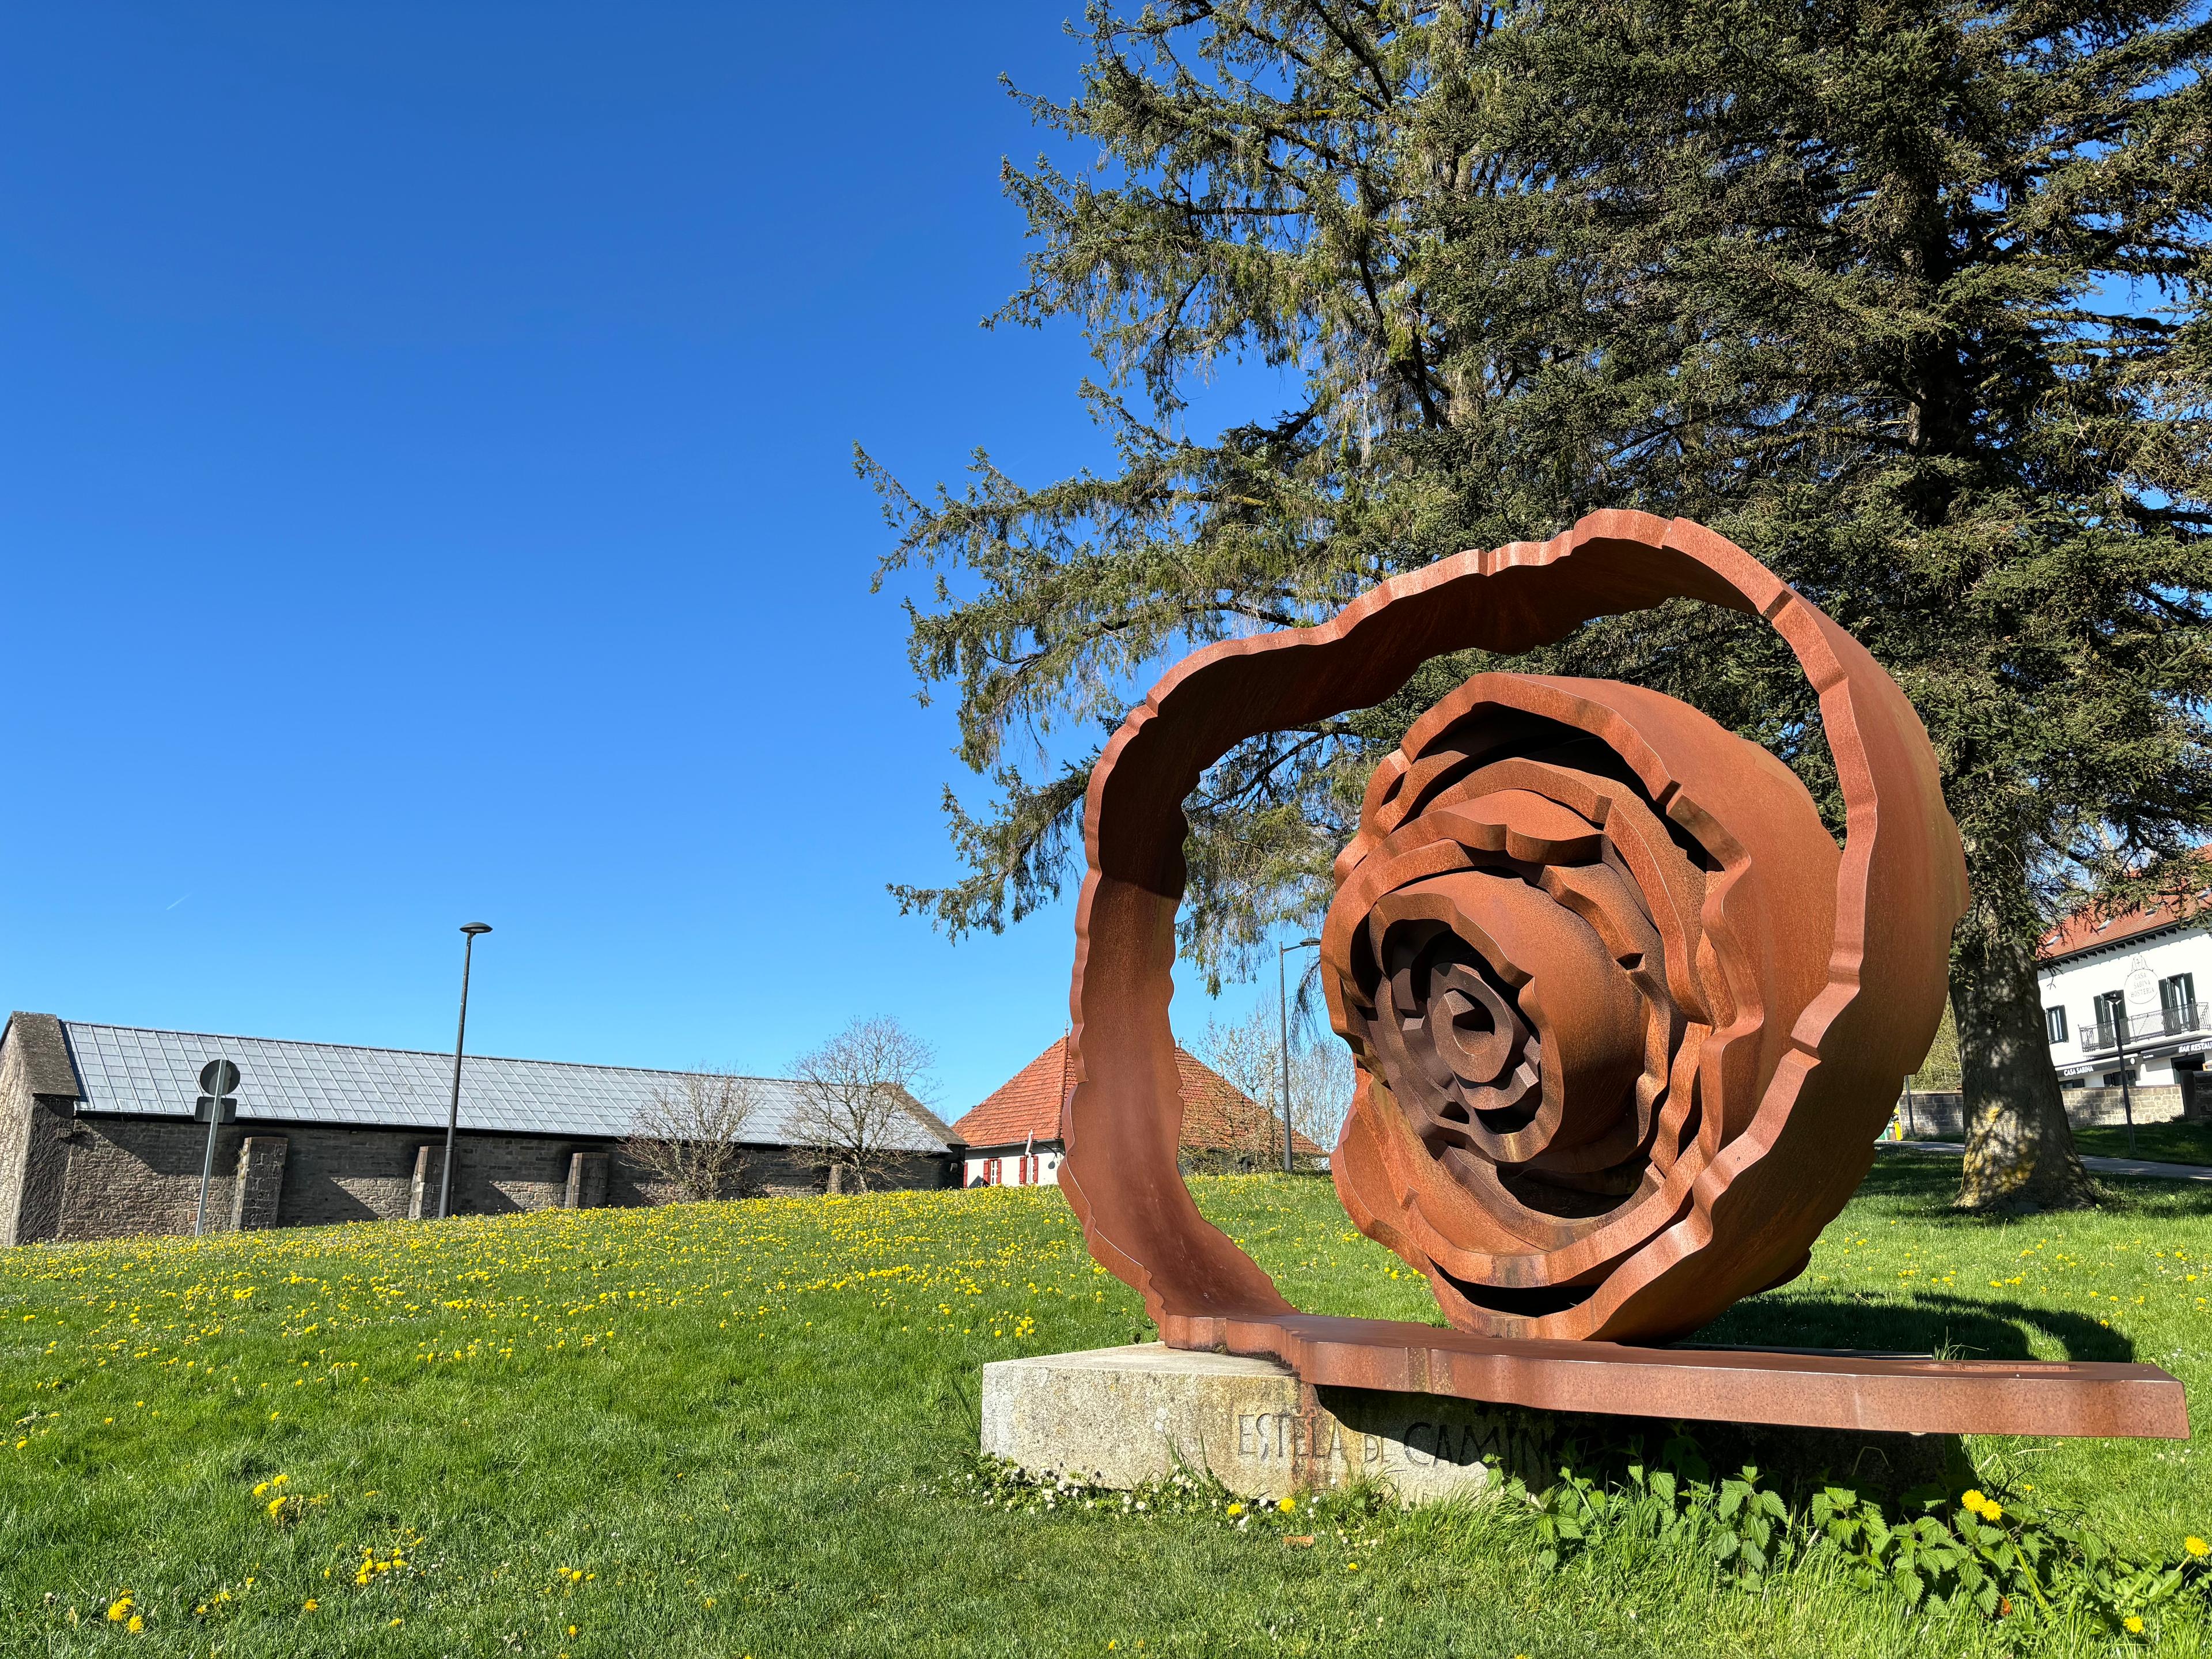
1060,512,1967,1350
1325,674,1844,1338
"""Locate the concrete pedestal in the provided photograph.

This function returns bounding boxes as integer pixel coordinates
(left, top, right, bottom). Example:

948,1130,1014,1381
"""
985,1344,1524,1502
982,1343,1965,1503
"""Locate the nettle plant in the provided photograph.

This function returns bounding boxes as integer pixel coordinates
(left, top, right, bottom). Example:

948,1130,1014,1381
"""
1518,1435,2205,1638
1808,1484,2200,1636
1516,1437,1793,1578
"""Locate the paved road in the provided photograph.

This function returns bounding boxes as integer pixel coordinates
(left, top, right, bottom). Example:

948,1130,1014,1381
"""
1881,1139,2212,1183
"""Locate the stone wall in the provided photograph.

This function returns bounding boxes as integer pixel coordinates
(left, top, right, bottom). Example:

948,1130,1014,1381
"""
25,1115,957,1245
1893,1086,2184,1142
55,1115,248,1241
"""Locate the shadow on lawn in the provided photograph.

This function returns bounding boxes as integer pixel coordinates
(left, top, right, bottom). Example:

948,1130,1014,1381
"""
1854,1150,2212,1222
1698,1291,2137,1365
1675,1153,2183,1361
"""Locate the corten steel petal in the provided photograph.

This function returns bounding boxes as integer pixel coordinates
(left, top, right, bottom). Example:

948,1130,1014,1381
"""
1057,510,2188,1438
1325,672,1846,1336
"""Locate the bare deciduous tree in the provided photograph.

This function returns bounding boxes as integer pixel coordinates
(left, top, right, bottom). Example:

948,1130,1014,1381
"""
622,1069,764,1204
1192,994,1352,1169
790,1016,936,1193
1288,1039,1351,1158
1190,1003,1287,1168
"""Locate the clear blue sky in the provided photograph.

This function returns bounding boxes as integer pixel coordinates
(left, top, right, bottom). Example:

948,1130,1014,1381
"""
0,2,1291,1112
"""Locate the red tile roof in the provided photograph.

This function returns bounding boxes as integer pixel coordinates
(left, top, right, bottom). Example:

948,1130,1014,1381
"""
2039,855,2212,963
952,1037,1072,1150
952,1034,1325,1157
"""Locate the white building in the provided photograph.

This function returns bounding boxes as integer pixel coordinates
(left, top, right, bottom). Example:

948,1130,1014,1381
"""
2037,875,2211,1091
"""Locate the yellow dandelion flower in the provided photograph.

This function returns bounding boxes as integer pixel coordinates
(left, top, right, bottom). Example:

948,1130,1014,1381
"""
107,1597,133,1623
302,1599,318,1612
2126,1615,2145,1634
1278,1496,1296,1513
2188,1537,2209,1558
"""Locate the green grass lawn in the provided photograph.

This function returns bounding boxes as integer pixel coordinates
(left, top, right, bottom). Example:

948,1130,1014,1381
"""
2074,1120,2212,1167
2,1159,2208,1657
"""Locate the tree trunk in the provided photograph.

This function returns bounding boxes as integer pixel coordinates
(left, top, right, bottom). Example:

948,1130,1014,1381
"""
1955,926,2096,1210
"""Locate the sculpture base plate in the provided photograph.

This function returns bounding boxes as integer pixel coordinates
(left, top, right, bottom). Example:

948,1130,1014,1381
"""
980,1344,1971,1502
1160,1313,2189,1440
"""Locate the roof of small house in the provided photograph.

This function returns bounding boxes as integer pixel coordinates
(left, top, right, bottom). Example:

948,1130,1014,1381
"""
2038,854,2212,964
9,1017,961,1153
952,1034,1325,1157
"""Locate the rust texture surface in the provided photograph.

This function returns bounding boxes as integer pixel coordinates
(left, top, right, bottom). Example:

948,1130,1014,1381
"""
1058,510,2187,1438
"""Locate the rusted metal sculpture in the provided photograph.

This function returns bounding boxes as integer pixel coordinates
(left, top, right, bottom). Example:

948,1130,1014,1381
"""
1060,512,2186,1437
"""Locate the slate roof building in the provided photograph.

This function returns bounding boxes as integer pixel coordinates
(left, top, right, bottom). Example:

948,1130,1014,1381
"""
0,1013,962,1247
950,1033,1324,1187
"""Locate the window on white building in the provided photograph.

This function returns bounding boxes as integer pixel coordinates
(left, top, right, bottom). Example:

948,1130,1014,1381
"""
2043,1005,2066,1044
2093,989,2126,1044
2163,973,2199,1035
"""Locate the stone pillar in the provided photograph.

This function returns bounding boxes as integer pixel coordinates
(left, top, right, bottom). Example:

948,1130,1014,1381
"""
13,1100,75,1245
2,1011,83,1247
2179,1062,2207,1123
228,1137,289,1230
408,1144,448,1221
564,1152,609,1210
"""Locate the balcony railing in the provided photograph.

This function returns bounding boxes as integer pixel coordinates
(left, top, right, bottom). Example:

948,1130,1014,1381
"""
2079,1002,2209,1052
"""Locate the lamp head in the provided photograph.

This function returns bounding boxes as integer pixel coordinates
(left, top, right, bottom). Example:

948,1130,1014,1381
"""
460,923,493,937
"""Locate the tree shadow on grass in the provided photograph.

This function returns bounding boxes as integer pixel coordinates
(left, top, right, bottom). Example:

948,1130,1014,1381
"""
1695,1291,2135,1364
1855,1149,2212,1224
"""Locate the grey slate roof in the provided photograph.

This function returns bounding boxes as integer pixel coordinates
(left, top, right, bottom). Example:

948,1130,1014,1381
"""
49,1021,961,1153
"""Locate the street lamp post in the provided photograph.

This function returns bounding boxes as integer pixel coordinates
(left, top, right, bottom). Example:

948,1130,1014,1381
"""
2113,1010,2137,1158
1278,936,1321,1174
438,923,493,1221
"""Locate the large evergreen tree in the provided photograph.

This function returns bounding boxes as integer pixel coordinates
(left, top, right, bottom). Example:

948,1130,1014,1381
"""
865,0,2212,1209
